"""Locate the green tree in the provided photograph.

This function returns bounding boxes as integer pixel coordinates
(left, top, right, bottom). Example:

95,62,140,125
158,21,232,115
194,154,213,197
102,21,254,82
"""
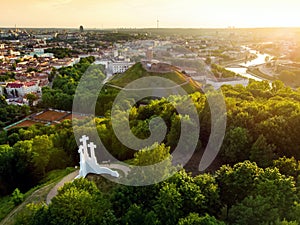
0,131,7,145
228,166,298,225
0,145,14,195
7,133,20,146
216,161,262,213
154,183,183,225
11,188,24,206
228,195,279,225
255,168,296,218
47,178,112,225
221,127,251,164
25,93,38,107
122,204,159,225
272,80,285,93
194,173,222,216
167,170,206,216
249,134,275,168
273,156,299,178
13,140,36,191
31,135,53,178
178,213,225,225
111,184,161,219
128,143,175,184
276,220,299,225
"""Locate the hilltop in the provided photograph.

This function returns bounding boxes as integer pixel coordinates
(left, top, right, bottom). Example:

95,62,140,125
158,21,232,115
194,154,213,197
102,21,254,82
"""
106,62,201,94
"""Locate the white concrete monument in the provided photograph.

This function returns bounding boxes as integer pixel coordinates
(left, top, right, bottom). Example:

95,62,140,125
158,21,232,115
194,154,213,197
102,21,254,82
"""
76,135,119,178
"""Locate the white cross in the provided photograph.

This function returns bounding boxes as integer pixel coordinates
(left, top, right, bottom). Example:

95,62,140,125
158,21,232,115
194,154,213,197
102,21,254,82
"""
79,135,89,153
80,135,89,146
88,142,97,161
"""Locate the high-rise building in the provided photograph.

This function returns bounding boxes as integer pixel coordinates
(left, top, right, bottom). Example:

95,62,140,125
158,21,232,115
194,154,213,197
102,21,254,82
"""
79,25,84,32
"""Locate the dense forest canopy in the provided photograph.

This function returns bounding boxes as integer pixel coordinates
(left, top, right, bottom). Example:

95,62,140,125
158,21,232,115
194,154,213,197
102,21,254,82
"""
1,78,300,224
2,58,300,224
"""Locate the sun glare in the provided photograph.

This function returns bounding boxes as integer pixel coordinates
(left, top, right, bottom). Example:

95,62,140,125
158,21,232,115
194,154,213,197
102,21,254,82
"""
1,0,300,28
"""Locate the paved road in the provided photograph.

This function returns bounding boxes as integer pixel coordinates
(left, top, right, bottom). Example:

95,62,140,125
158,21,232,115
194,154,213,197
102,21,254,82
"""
46,164,131,204
101,163,131,176
46,170,79,204
1,183,54,225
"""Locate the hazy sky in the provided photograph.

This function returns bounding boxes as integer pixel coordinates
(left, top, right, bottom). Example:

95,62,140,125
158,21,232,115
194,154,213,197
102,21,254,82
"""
1,0,300,28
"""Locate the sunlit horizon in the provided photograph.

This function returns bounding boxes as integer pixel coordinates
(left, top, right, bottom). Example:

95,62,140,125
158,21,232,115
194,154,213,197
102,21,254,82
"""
1,0,300,29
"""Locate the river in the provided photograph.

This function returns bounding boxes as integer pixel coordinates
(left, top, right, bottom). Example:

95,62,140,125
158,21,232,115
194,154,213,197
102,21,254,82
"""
225,47,272,81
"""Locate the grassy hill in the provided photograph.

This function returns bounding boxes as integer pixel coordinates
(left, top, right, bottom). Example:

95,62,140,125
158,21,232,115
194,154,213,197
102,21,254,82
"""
106,62,201,94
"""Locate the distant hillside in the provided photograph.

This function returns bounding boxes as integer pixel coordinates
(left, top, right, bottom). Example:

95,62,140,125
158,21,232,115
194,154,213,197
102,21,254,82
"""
106,62,201,94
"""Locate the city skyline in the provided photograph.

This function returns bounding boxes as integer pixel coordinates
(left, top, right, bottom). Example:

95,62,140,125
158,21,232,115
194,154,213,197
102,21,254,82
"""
1,0,300,29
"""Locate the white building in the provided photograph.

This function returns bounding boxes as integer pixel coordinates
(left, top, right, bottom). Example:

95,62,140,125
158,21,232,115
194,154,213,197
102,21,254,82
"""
34,34,54,40
108,60,134,74
32,48,45,55
94,59,110,68
6,81,40,97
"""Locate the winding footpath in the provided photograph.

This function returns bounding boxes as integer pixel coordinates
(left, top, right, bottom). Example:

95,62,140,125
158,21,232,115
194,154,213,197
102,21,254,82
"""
1,164,130,223
1,184,54,225
46,170,79,204
105,78,193,91
46,163,130,204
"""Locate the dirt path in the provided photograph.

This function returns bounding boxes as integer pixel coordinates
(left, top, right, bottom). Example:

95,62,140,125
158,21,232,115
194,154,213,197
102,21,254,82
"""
46,170,79,204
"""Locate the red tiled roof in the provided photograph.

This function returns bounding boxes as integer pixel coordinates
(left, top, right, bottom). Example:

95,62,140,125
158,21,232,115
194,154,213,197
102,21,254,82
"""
7,83,23,88
7,81,37,88
24,81,36,87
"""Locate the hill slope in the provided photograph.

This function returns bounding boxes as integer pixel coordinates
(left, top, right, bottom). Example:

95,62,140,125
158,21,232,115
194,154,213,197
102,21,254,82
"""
106,62,201,94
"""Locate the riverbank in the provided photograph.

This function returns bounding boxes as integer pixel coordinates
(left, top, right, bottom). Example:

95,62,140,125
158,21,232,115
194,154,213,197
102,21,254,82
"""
224,46,277,82
246,67,275,81
220,55,258,67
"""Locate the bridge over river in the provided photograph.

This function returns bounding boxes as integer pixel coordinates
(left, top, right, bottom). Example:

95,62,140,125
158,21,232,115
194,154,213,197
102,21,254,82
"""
225,47,273,81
